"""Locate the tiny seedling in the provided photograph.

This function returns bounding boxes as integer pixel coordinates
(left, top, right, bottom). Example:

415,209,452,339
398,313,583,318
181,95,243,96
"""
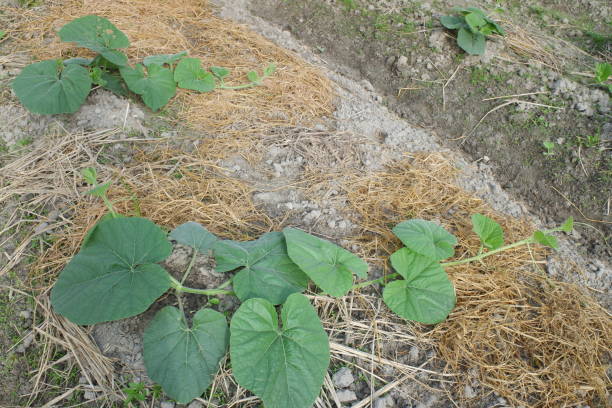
11,15,276,114
594,62,611,83
542,140,556,156
440,7,505,55
123,382,148,407
0,31,6,41
49,169,572,407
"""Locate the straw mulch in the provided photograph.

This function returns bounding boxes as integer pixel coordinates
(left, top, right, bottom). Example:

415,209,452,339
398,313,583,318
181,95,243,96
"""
1,0,333,133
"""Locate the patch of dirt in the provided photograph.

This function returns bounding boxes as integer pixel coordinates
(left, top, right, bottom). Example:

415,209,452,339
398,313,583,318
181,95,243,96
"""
249,0,612,266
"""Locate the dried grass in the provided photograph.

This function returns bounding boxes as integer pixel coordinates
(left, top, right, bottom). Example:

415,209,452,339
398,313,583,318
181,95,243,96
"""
2,0,333,133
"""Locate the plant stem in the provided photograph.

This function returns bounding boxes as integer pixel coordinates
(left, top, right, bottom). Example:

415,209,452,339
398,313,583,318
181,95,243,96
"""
181,250,198,285
169,276,234,297
440,237,532,267
351,237,537,291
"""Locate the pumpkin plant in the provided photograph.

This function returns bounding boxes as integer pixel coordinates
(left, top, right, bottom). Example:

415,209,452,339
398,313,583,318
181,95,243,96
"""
49,168,571,406
12,15,275,114
440,7,505,55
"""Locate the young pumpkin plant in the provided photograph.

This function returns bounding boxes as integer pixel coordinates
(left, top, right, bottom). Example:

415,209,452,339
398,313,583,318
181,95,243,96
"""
50,169,572,406
440,7,505,55
12,15,276,114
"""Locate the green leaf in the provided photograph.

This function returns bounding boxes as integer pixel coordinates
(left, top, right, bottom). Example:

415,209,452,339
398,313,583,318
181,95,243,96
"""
100,71,128,96
533,230,558,249
90,66,106,86
85,181,111,197
383,248,455,324
58,15,130,66
169,222,218,254
64,57,93,66
50,217,173,324
440,15,466,29
81,167,97,185
471,214,504,249
214,232,308,305
81,213,125,248
457,27,486,55
247,71,260,83
210,66,230,79
120,64,176,111
483,16,505,35
174,58,216,92
263,63,276,76
559,217,574,233
283,227,368,297
392,219,457,261
0,31,6,40
465,12,486,33
143,306,228,404
230,294,330,408
594,62,611,83
12,60,92,115
143,51,188,67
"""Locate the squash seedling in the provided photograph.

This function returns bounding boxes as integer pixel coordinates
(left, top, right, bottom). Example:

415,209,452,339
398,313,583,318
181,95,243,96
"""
11,15,276,114
50,169,572,406
440,7,505,55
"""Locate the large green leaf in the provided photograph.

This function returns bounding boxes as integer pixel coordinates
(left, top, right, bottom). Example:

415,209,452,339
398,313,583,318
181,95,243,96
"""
169,222,218,254
120,64,176,111
51,217,173,324
283,227,367,297
230,294,330,408
174,57,216,92
392,219,457,261
58,15,130,66
214,232,308,305
143,306,228,404
457,27,486,55
12,60,92,115
471,213,504,250
383,248,456,324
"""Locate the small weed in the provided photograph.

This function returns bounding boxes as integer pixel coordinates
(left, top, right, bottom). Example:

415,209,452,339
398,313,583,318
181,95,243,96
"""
0,31,6,40
575,133,601,148
16,137,33,147
123,382,148,406
340,0,356,10
542,140,556,156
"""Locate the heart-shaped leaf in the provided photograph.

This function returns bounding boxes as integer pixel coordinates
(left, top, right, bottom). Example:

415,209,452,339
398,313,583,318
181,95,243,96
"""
392,219,457,261
12,60,92,115
214,232,308,305
58,15,130,66
120,63,176,111
471,213,504,249
51,217,173,324
174,57,216,92
169,222,218,254
283,227,368,297
457,27,486,55
143,306,228,404
383,248,455,324
143,51,188,67
230,293,330,408
100,71,128,96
